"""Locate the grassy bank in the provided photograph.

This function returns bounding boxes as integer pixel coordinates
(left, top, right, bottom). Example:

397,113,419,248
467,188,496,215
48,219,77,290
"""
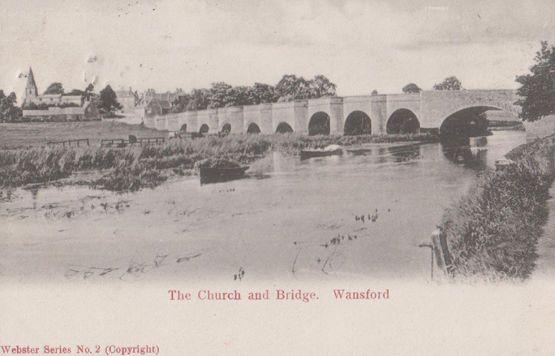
0,132,437,192
438,134,555,281
0,121,166,148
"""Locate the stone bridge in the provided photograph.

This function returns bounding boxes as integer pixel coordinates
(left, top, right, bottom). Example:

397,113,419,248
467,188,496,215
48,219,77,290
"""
143,89,520,136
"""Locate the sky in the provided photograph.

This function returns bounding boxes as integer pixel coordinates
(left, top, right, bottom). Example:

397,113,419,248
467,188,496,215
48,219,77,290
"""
0,0,553,100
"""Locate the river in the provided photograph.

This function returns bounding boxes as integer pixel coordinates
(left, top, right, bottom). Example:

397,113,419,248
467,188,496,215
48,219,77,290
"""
0,130,526,283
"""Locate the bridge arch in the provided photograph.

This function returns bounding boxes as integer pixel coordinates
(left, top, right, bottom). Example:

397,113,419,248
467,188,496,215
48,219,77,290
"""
247,122,261,134
276,122,294,134
221,123,231,134
308,111,330,136
199,123,209,134
344,111,372,135
386,109,420,134
439,105,506,137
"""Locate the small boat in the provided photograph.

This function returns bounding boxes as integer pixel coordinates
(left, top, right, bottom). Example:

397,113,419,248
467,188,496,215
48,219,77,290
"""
200,166,249,183
197,159,249,184
300,144,343,160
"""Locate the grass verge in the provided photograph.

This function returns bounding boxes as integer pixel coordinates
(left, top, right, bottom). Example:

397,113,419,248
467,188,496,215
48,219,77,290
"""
438,134,555,281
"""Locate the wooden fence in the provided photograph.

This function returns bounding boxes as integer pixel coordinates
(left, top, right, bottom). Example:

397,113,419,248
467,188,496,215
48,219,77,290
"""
47,139,90,148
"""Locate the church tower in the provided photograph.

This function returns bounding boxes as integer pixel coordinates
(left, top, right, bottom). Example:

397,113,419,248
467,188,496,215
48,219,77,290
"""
24,67,38,105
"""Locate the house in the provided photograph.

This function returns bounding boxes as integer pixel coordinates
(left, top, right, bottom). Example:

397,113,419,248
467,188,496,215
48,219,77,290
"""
145,98,172,117
115,87,140,113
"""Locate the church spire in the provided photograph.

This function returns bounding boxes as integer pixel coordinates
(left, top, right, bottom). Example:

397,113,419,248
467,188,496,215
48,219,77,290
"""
24,67,38,104
27,67,37,92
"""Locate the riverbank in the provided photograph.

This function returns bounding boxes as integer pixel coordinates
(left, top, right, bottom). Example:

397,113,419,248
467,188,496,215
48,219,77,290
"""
533,182,555,280
0,121,166,149
438,134,555,281
0,132,438,192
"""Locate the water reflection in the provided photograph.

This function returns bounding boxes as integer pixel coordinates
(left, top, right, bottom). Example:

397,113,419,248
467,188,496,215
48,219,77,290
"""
347,145,421,165
441,144,488,170
386,144,422,163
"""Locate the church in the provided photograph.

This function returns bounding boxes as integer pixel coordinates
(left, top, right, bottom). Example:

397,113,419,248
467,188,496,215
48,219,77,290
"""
22,67,99,121
23,67,83,107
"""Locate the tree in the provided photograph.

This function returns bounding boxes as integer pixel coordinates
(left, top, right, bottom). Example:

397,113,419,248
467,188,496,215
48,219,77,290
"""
433,76,462,90
98,85,122,113
229,86,251,106
44,82,64,95
515,41,555,121
310,75,336,98
66,89,85,96
248,83,276,104
208,82,234,108
275,74,336,101
371,90,378,95
186,89,210,111
172,93,191,113
402,83,422,93
276,75,312,101
0,91,22,122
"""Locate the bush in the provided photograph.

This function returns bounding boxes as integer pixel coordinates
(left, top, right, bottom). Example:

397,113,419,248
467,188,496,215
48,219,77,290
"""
95,163,167,192
440,135,555,280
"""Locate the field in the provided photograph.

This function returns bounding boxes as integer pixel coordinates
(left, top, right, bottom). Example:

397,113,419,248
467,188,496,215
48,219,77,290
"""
0,121,166,148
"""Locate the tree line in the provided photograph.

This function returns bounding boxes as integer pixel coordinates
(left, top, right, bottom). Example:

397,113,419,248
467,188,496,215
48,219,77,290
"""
168,74,464,113
170,74,337,113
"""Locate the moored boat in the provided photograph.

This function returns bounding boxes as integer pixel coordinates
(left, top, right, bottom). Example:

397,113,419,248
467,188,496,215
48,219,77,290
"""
196,159,249,184
300,144,343,160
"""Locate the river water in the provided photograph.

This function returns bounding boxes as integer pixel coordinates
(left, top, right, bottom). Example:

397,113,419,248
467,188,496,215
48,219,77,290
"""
0,130,526,283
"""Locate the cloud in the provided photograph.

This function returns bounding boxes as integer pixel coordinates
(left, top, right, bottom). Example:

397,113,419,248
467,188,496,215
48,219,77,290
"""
395,0,555,51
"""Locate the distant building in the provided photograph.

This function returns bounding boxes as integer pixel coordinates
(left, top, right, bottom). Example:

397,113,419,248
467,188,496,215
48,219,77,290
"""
145,98,172,117
22,67,99,121
115,87,140,114
141,89,181,117
23,67,82,107
22,103,99,122
144,89,180,104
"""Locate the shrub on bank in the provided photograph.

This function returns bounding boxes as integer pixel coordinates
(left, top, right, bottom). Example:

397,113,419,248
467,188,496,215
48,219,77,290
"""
440,135,555,280
0,148,75,186
95,162,167,192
